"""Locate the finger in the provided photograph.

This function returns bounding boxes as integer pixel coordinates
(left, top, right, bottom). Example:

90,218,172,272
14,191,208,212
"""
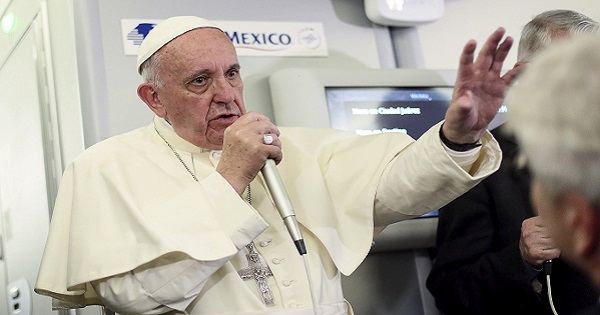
262,134,275,145
269,125,281,137
240,111,271,125
455,39,478,82
500,63,524,86
527,216,546,227
242,115,280,137
271,150,283,165
459,40,477,67
543,248,561,260
261,133,281,147
490,36,514,74
246,112,279,136
247,110,268,119
474,27,506,71
264,138,283,164
260,133,282,150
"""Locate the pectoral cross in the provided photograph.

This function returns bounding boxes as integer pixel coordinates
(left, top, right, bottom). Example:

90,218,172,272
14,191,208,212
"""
238,242,275,306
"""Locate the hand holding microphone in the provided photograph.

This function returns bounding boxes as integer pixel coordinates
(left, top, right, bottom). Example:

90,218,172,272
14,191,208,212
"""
519,216,560,267
257,120,307,255
216,112,282,195
218,112,306,255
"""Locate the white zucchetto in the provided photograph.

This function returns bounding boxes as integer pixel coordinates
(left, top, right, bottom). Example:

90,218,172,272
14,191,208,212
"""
136,16,220,74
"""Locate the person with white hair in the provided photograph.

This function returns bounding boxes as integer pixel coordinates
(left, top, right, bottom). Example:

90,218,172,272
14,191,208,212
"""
35,16,517,314
504,34,600,315
427,10,600,315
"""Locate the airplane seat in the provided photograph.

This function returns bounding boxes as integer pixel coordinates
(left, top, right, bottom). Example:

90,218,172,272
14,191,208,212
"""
341,218,442,315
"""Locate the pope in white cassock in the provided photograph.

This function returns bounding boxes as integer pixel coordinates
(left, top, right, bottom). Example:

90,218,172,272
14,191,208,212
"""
34,16,520,315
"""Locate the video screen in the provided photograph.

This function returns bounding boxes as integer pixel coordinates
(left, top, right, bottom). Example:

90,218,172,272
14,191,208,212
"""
326,86,453,138
326,86,455,218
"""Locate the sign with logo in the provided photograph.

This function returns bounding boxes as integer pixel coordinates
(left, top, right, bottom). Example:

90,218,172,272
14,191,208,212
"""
121,19,328,57
121,19,160,56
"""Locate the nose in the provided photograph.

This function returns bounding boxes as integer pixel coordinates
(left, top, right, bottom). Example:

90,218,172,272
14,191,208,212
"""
211,77,236,104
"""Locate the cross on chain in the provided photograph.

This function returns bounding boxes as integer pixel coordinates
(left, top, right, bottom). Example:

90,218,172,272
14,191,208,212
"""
238,242,275,306
156,130,277,306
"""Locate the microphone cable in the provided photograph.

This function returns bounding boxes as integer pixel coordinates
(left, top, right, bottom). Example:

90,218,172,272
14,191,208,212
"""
544,260,558,315
260,160,317,314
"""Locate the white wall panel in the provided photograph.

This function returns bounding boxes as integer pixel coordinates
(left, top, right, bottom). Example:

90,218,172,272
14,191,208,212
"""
0,23,52,315
74,0,388,144
416,0,600,70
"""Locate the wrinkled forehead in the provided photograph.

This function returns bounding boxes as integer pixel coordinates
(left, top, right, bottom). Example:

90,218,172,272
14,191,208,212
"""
166,27,234,52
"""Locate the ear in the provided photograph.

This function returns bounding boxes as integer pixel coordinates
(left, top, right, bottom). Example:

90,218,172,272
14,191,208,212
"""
513,61,526,68
559,191,600,259
137,83,166,118
512,61,528,74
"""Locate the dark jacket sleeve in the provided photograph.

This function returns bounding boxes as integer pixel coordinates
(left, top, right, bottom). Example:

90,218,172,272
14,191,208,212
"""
426,127,600,315
426,178,545,315
426,127,548,315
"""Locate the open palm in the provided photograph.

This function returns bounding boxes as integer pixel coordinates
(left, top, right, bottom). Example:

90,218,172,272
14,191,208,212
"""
443,28,522,144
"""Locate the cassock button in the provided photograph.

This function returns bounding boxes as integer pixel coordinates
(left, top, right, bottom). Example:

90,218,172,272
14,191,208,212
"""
10,288,19,299
271,258,284,264
259,240,272,247
282,280,292,287
210,151,222,160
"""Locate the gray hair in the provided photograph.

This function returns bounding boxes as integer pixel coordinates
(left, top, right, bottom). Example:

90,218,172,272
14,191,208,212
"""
506,35,600,208
139,51,165,88
517,10,599,62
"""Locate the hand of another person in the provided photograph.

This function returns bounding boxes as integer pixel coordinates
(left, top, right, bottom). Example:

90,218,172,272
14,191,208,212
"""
217,111,283,195
519,216,561,267
443,27,523,144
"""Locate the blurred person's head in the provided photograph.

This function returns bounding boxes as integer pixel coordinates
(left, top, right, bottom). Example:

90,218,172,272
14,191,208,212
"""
505,35,600,287
517,10,599,63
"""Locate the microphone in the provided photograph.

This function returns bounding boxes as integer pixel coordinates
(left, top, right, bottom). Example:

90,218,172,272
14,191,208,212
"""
543,259,553,276
261,159,307,255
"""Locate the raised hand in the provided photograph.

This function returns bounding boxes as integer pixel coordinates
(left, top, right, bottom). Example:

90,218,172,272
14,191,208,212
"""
443,27,522,144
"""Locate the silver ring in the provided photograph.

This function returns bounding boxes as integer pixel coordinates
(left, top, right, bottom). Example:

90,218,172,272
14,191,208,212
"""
263,134,274,145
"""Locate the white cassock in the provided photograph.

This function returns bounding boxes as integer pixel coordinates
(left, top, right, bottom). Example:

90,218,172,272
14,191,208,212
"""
35,116,501,315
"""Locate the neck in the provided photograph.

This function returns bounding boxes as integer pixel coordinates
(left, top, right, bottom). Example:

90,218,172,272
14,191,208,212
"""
153,116,211,154
159,117,223,151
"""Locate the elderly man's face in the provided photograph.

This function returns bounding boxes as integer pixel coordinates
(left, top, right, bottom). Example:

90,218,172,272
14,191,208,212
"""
153,28,246,150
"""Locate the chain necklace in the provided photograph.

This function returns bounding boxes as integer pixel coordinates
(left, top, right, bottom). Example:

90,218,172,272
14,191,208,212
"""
155,125,277,304
153,119,257,201
154,124,252,203
154,124,199,182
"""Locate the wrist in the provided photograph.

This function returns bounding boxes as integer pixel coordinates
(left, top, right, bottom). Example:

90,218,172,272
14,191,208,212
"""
439,124,482,151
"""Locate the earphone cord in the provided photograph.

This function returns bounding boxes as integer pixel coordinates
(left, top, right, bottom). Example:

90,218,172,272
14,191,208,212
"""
544,260,558,315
